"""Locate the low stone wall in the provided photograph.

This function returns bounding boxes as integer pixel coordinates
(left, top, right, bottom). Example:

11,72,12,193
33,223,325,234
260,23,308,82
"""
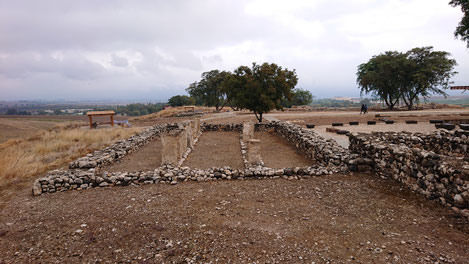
360,130,469,158
32,164,338,196
349,131,469,215
201,123,243,131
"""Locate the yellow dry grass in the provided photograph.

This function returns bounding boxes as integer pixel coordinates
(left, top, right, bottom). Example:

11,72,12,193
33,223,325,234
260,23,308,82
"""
0,123,143,187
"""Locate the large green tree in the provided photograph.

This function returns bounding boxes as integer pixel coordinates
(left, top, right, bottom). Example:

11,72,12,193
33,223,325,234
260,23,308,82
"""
281,88,314,108
168,95,195,107
357,51,409,110
186,70,231,112
402,47,457,110
450,0,469,47
231,62,298,122
357,47,457,110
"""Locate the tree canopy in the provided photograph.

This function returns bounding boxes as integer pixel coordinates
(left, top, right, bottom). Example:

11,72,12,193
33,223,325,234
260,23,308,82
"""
186,62,298,122
357,47,457,110
168,95,195,107
357,51,409,110
231,62,298,122
450,0,469,47
186,70,230,111
281,88,314,108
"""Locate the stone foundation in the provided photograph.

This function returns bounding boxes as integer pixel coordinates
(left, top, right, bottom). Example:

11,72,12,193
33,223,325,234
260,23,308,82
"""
349,131,469,215
34,121,352,196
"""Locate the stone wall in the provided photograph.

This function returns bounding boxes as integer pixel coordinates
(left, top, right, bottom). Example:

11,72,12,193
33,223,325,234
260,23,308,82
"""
349,131,469,215
201,123,243,131
357,130,468,158
32,164,340,196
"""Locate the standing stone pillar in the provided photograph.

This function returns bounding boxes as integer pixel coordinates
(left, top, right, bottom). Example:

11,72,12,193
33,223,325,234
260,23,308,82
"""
248,139,262,165
243,122,254,142
195,119,201,135
177,128,188,160
161,130,182,166
179,121,193,149
190,120,196,140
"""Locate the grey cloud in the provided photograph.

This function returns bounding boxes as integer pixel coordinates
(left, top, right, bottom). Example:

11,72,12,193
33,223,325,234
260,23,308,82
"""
111,54,129,67
0,0,467,100
0,52,105,80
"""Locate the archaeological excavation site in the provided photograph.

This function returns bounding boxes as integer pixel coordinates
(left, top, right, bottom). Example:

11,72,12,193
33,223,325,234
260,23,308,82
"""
33,119,469,219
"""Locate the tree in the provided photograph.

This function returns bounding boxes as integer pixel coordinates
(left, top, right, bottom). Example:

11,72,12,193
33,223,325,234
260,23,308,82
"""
401,47,457,110
357,47,457,110
53,109,63,115
186,70,231,111
231,62,298,122
291,88,314,107
357,51,409,110
168,95,195,107
450,0,469,47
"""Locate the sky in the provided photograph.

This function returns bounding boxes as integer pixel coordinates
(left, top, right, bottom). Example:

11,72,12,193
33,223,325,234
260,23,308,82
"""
0,0,468,101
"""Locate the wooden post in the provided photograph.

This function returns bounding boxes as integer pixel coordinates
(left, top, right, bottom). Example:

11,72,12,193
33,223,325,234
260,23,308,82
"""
110,115,114,127
89,116,93,129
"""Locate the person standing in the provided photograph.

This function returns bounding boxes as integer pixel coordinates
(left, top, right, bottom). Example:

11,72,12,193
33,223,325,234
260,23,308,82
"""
360,104,365,114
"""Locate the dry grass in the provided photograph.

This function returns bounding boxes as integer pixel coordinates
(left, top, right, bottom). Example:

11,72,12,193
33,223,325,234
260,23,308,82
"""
0,123,143,187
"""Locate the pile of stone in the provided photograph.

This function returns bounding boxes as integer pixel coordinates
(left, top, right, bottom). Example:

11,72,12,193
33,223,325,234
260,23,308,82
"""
349,131,469,215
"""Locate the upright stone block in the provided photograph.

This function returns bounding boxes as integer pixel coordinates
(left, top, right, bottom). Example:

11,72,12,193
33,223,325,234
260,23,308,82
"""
190,120,197,140
243,122,254,142
248,139,262,165
195,118,201,135
179,121,193,149
177,128,188,160
161,130,182,166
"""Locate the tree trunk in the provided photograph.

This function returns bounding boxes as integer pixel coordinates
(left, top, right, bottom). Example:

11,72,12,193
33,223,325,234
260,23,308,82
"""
254,112,263,122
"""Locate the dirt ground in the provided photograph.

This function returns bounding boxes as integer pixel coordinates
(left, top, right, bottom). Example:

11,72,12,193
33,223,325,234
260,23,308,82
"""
255,131,315,168
0,173,468,263
101,138,163,172
183,131,244,169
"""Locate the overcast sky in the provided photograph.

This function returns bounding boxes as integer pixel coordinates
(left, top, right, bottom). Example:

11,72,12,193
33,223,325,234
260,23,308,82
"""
0,0,467,101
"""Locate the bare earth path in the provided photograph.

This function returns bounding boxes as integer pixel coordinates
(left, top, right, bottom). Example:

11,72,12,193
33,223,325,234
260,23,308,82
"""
101,138,163,172
0,174,467,263
183,131,244,169
255,131,315,168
